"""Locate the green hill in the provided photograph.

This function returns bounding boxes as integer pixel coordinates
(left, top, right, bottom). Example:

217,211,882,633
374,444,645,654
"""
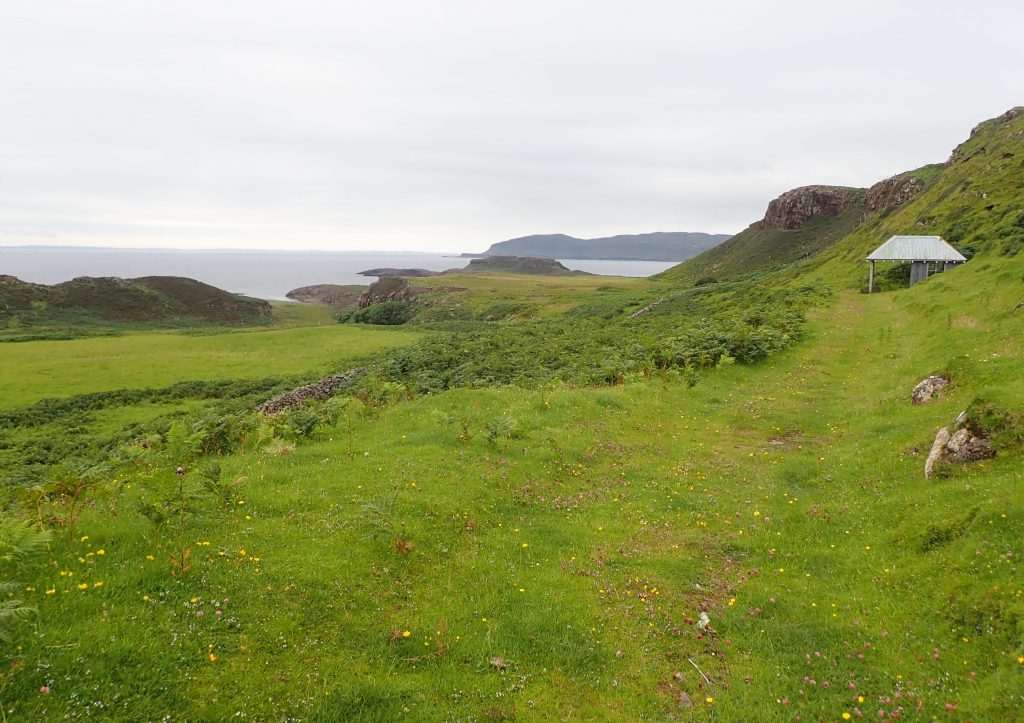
797,107,1024,290
654,109,1024,288
0,275,272,335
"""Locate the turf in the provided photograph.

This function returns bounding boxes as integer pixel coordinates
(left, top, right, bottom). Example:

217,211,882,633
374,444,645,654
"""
0,324,419,409
1,248,1021,720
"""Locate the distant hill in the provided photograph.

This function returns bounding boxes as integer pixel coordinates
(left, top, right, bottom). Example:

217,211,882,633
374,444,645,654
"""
0,275,272,331
659,107,1023,287
356,256,588,279
465,231,731,261
455,256,586,275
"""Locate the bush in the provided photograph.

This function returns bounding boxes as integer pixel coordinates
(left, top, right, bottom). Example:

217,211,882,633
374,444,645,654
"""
350,302,414,325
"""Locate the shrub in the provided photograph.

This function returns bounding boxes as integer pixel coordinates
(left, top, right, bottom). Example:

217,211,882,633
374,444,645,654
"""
351,302,414,325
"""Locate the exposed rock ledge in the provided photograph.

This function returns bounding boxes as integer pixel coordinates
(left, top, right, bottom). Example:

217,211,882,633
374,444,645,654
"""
761,185,862,230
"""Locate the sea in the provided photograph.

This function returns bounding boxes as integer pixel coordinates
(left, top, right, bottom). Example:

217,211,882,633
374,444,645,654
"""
0,247,678,301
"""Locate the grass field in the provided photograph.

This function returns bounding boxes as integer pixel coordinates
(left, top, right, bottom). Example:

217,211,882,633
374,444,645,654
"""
410,272,655,320
0,323,419,409
0,250,1021,720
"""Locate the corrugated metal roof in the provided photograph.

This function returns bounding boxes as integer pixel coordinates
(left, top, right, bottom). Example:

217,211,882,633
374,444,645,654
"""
867,235,967,262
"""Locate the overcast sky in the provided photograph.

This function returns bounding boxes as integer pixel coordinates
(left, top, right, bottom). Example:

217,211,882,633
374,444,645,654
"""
1,1,1021,253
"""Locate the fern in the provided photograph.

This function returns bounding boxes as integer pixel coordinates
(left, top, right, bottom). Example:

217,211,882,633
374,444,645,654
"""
0,516,50,642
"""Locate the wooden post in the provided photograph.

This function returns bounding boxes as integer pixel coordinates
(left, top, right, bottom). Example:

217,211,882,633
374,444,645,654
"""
868,260,875,293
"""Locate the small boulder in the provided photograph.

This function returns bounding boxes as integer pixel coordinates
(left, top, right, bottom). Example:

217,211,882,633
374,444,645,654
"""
911,375,949,405
924,427,951,479
924,411,996,478
945,428,993,463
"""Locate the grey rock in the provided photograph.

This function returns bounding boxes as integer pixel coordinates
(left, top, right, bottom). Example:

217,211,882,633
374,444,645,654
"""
911,375,949,405
260,368,364,414
924,413,996,478
924,427,951,479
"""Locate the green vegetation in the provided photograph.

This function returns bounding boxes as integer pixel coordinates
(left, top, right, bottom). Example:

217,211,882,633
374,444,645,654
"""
0,275,274,339
0,324,419,409
0,109,1021,720
410,272,654,322
661,201,868,286
348,300,416,325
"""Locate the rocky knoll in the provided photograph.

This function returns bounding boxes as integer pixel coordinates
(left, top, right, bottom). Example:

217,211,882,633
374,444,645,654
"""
947,106,1022,166
761,186,863,230
285,284,365,308
357,277,417,309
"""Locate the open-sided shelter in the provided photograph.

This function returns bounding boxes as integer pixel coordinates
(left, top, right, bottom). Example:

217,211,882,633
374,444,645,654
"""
866,235,966,292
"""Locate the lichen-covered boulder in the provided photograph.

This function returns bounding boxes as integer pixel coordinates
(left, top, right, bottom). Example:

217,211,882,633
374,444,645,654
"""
924,410,996,478
911,375,949,405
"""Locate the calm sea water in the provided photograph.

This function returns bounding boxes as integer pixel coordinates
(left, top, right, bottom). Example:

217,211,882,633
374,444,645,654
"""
0,247,678,300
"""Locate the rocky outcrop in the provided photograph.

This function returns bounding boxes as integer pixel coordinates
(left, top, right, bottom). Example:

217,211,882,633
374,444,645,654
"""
285,284,364,307
357,277,416,309
947,106,1023,165
911,375,949,405
924,410,995,478
866,174,927,212
260,368,364,414
761,186,862,230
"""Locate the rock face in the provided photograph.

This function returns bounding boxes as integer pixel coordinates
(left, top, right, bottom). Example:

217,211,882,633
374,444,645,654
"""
911,375,949,405
924,410,995,478
357,277,416,309
865,174,927,212
260,368,364,414
761,186,861,230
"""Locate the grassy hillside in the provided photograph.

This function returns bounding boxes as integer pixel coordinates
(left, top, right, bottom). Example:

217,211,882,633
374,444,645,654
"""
0,275,273,338
407,271,655,321
660,202,867,285
661,108,1024,292
798,108,1024,291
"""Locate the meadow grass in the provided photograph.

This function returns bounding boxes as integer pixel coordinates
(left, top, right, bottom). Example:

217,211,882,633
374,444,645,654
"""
1,254,1022,720
0,324,420,409
410,272,654,319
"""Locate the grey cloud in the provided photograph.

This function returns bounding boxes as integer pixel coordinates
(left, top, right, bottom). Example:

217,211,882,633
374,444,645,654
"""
1,0,1022,250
